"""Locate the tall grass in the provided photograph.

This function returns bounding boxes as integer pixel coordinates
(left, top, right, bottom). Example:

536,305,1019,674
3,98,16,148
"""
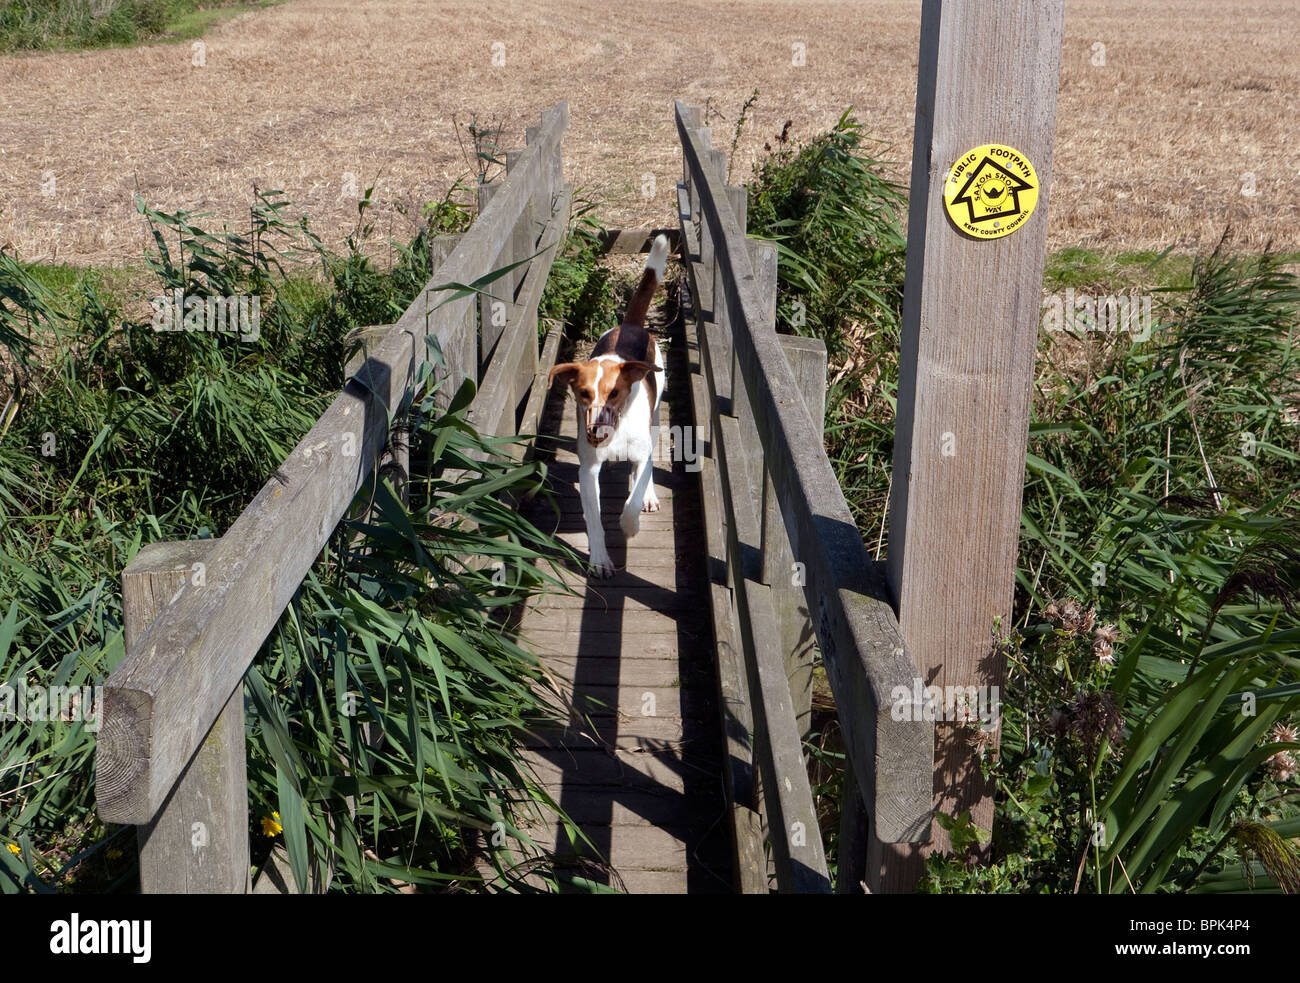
744,108,1300,893
746,109,906,542
0,180,588,892
0,0,269,52
538,192,619,343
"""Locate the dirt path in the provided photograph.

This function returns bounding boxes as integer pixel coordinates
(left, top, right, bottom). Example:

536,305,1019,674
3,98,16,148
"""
1,0,1296,268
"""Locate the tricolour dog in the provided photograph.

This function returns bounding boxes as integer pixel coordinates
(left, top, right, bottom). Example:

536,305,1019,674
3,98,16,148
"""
548,234,669,577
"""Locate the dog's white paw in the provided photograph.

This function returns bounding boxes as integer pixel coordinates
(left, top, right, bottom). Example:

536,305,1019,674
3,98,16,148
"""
642,492,660,514
588,552,616,578
620,509,640,540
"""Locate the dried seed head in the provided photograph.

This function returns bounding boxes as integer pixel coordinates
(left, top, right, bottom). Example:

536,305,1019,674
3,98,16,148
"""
1267,752,1299,783
1094,623,1122,646
1045,598,1097,637
1067,690,1124,752
1266,722,1299,782
1079,607,1096,635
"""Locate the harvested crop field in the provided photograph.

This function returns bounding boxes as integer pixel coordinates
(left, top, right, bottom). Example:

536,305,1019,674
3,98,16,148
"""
1,0,1297,267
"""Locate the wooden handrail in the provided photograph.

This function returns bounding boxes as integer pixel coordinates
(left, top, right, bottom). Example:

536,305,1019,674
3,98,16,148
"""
674,100,932,868
95,104,569,833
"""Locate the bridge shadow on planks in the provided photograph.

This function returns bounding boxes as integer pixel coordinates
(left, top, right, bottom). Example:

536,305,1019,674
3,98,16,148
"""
512,288,734,893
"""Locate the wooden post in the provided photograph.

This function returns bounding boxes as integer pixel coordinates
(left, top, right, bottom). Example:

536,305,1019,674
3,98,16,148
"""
764,334,826,739
744,233,824,738
477,181,509,373
881,0,1065,889
722,181,746,416
539,102,566,202
430,232,476,410
690,128,714,274
507,146,545,404
122,540,249,894
505,149,533,305
836,764,869,893
680,107,703,264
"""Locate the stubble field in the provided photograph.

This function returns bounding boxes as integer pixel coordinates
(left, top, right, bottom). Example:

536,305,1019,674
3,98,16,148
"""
1,0,1297,267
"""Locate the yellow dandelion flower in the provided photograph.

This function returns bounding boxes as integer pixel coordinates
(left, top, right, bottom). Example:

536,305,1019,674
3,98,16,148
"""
261,812,283,837
6,843,20,855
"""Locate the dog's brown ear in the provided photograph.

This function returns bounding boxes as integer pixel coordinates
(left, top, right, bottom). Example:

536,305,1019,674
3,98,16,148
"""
549,362,580,388
615,360,662,384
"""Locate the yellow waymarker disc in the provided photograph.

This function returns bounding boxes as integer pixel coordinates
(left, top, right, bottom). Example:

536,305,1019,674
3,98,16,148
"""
942,144,1039,239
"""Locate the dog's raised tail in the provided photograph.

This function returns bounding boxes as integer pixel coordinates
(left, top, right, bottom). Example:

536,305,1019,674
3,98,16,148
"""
622,233,670,328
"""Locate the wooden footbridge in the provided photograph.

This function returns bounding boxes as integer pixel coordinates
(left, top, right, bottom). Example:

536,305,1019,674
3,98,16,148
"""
95,2,1066,894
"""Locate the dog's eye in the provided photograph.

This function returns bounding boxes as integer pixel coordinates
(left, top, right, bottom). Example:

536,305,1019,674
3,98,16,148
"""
579,388,593,401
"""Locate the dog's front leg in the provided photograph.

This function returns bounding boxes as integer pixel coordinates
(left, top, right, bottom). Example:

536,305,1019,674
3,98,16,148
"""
621,449,658,540
580,461,615,577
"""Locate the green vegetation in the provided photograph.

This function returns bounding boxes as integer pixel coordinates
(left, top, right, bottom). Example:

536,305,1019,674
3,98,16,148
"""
0,179,591,892
0,0,276,53
538,194,619,343
746,109,907,542
744,105,1300,893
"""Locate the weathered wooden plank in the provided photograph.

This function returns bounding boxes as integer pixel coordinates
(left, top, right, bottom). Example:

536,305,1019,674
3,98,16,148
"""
714,412,830,893
514,821,728,869
739,235,822,738
882,0,1064,886
539,103,566,197
524,715,707,747
597,228,683,255
122,540,248,894
679,104,702,190
547,529,681,552
536,684,715,720
524,748,714,793
689,228,829,892
677,100,932,846
519,632,692,661
836,762,869,894
343,323,392,380
429,232,476,402
675,221,766,893
506,149,533,304
528,578,692,604
687,127,714,275
764,334,826,738
538,658,709,689
412,102,564,379
619,869,723,894
723,184,748,417
96,103,569,826
477,181,512,371
519,784,722,830
520,319,564,447
545,564,695,592
468,187,571,442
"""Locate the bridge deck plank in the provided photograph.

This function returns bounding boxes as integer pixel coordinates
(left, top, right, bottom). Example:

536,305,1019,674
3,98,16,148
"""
491,297,732,894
